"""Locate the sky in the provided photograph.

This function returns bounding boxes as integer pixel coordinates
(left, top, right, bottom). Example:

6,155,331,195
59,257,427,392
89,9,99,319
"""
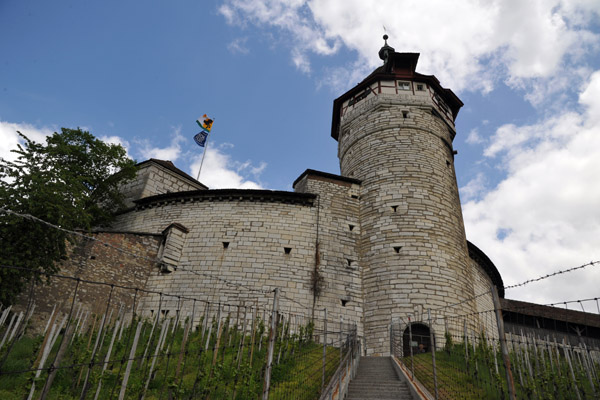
1,0,599,311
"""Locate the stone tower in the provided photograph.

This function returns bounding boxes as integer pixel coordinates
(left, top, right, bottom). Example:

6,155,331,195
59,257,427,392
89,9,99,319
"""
331,37,476,355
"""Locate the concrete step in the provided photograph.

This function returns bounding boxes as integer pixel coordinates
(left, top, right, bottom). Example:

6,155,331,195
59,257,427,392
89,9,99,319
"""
345,356,414,400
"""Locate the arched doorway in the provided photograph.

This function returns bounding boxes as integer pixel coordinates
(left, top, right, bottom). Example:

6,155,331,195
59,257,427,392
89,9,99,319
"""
402,323,431,356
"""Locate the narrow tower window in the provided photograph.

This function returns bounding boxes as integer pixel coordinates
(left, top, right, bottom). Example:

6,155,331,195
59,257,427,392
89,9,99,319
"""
402,111,409,118
222,242,229,249
398,81,411,90
391,205,398,212
348,224,355,231
393,246,402,253
284,247,292,254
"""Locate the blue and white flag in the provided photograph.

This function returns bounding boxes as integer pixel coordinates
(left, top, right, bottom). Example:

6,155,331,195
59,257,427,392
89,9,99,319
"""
194,131,208,147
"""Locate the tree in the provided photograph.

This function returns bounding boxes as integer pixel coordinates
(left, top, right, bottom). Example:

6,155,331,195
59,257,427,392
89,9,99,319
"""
0,128,137,305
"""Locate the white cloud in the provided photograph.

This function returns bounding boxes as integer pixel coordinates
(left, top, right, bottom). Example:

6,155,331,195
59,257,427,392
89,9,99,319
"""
459,173,487,202
227,37,250,54
190,144,264,189
579,70,600,123
219,0,340,73
136,128,185,161
100,135,129,148
219,0,600,97
99,135,132,159
1,120,267,190
0,121,54,162
462,71,600,307
133,130,265,189
466,128,483,145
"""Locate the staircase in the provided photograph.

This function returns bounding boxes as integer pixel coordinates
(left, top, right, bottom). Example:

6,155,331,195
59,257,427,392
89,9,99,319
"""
346,357,414,400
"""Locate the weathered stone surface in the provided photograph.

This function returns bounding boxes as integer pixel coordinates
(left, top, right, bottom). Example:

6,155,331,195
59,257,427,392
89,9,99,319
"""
14,58,503,356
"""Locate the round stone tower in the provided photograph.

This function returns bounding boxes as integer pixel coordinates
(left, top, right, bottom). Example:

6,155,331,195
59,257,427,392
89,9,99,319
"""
331,37,476,355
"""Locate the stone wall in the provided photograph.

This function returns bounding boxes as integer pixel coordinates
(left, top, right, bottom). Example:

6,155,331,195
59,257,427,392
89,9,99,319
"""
13,232,161,334
120,160,206,207
470,258,499,340
337,93,476,355
294,171,363,335
111,192,317,318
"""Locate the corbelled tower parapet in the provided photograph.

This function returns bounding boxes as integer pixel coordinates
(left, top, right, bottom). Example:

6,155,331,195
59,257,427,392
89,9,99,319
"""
332,36,475,355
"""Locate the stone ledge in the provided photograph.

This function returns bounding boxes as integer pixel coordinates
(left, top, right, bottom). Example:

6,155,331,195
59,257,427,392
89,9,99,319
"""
132,188,317,210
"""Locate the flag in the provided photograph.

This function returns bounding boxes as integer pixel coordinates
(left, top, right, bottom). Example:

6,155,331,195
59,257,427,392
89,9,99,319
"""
193,131,208,147
196,114,214,132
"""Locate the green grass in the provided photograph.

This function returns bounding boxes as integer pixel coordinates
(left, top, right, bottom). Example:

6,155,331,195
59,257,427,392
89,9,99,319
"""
0,316,349,399
400,336,600,400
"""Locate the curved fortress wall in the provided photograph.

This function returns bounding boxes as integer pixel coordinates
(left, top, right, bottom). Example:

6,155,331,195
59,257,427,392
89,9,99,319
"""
100,47,504,356
111,187,364,335
333,56,477,354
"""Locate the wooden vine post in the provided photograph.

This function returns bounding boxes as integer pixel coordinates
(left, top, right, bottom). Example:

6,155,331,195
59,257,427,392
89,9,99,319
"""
262,288,279,400
491,285,517,400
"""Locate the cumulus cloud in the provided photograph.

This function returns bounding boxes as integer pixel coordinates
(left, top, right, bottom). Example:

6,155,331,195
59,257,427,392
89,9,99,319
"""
462,71,600,308
136,128,185,161
99,135,125,146
460,173,487,202
1,120,267,190
219,0,341,74
0,121,54,162
133,130,266,189
219,0,600,97
466,128,483,145
190,144,265,189
1,121,134,162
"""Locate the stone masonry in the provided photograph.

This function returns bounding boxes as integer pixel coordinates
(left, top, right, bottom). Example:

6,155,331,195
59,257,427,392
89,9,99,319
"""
17,42,507,355
106,45,502,355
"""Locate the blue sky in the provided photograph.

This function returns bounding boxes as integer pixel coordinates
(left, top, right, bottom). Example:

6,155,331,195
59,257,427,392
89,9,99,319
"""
2,0,600,309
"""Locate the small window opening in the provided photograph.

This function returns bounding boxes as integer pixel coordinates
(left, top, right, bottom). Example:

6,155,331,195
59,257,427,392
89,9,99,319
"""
391,205,398,212
446,160,451,167
351,194,359,199
161,310,170,317
284,247,292,254
393,246,402,253
402,111,409,118
89,255,96,260
222,242,230,249
416,84,424,91
398,81,411,91
341,299,349,307
348,224,355,231
346,259,353,267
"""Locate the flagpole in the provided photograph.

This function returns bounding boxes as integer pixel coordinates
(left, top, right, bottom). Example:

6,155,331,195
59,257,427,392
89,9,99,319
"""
196,132,210,181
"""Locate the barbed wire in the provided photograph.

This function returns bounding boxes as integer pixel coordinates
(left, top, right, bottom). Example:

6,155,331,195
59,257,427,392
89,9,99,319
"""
505,260,599,290
402,296,600,323
422,259,600,314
